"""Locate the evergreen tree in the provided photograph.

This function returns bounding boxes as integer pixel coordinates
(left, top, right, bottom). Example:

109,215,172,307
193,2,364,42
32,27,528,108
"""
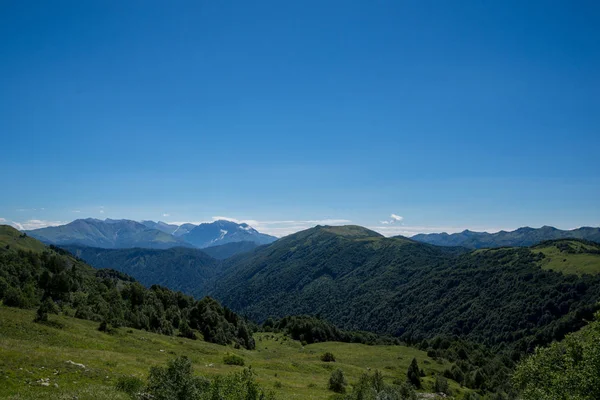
407,358,422,389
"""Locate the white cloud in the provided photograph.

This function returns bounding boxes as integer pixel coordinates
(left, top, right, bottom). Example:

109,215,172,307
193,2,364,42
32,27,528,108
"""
72,210,81,213
10,219,64,231
380,213,404,225
391,214,403,222
162,213,170,217
0,218,7,223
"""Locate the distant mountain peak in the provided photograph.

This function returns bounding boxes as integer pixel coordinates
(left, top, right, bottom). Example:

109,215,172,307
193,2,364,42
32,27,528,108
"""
181,220,276,249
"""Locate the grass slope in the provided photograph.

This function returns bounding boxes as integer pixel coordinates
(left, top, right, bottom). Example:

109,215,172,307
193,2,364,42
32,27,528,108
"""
0,226,46,253
0,306,466,399
532,240,600,275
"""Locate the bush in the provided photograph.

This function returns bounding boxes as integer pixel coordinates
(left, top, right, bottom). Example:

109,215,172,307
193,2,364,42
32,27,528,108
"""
3,287,25,308
34,297,58,323
321,352,336,362
329,369,347,393
223,354,245,366
115,375,144,397
344,370,416,400
98,320,115,334
145,356,209,400
144,357,274,400
433,374,450,395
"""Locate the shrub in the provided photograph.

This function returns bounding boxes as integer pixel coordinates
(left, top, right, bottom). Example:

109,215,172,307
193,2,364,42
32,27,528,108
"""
34,297,59,323
329,369,347,393
345,371,416,400
321,352,336,362
223,354,245,366
98,320,115,334
145,356,209,400
433,374,450,395
115,375,144,397
3,287,25,308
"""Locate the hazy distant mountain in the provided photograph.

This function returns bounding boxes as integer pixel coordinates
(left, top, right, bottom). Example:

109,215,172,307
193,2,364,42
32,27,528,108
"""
181,220,277,248
411,226,600,249
26,218,190,249
172,223,197,237
140,220,179,235
201,241,260,260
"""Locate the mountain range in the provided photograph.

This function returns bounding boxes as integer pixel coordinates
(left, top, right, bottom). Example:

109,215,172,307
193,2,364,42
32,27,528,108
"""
60,222,600,352
411,226,600,248
26,218,277,250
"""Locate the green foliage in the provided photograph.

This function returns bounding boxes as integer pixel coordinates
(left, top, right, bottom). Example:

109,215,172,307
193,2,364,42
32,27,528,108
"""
224,353,245,366
343,370,416,400
513,312,600,399
215,228,600,358
202,241,259,260
34,297,58,322
146,356,209,400
267,315,399,345
206,368,275,400
115,375,144,397
328,369,347,393
433,374,450,395
321,352,336,362
64,245,218,296
0,242,256,349
145,357,274,400
406,358,421,389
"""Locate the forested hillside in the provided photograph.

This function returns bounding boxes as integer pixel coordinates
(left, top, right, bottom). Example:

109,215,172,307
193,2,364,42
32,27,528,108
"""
201,241,260,259
212,226,600,355
0,225,255,350
63,245,219,295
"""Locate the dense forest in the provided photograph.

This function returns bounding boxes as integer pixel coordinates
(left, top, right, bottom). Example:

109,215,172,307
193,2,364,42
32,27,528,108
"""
0,226,255,350
212,226,600,356
64,245,220,295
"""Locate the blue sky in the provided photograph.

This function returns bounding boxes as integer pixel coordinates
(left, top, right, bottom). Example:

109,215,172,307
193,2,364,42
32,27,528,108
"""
1,1,599,237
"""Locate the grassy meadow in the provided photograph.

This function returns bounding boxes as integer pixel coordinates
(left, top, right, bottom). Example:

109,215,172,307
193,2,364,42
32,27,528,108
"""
534,240,600,275
0,305,468,399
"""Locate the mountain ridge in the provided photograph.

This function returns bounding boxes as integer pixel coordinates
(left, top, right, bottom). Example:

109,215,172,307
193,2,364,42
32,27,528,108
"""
25,218,277,250
411,226,600,249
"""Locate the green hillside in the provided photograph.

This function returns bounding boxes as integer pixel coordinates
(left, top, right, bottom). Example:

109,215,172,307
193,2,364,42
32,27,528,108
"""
0,225,47,253
63,245,219,295
532,239,600,275
213,227,600,354
0,306,466,399
196,241,259,260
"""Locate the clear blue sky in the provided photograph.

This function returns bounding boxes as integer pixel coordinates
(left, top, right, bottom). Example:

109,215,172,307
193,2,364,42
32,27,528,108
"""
1,1,599,236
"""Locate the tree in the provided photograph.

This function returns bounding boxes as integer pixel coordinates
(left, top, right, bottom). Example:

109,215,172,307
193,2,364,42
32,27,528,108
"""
407,358,422,389
34,297,58,322
513,312,600,400
329,369,347,393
